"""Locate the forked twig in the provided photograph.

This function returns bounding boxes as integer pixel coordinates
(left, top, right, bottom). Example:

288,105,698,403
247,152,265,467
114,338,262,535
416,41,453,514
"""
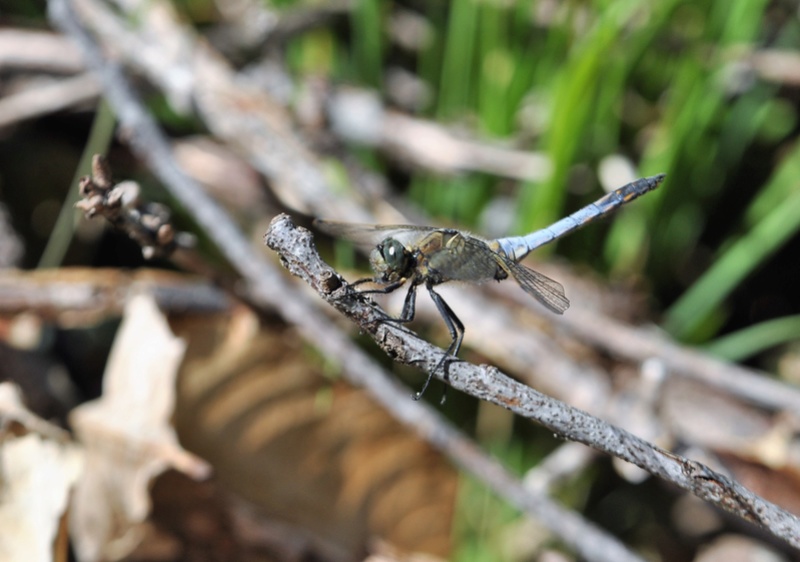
76,155,192,259
265,213,800,550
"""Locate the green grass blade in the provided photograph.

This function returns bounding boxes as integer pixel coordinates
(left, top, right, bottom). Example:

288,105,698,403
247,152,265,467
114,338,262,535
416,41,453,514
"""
350,0,383,87
38,98,117,268
438,0,479,118
704,315,800,362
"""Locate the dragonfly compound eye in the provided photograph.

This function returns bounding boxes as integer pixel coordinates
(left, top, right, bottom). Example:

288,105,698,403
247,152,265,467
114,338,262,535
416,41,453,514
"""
381,238,408,272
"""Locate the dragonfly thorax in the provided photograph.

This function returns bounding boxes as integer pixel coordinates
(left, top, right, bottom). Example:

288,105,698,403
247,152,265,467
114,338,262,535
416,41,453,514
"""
370,237,415,283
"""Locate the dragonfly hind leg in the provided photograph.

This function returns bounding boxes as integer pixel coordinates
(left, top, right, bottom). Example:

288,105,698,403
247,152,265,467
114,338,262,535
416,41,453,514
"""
414,282,464,402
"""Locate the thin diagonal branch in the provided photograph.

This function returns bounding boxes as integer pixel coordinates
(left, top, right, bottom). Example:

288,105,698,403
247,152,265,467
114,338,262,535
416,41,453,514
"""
264,213,800,550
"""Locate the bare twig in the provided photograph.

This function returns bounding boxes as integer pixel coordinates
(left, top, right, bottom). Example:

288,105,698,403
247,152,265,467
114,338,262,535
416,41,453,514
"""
75,154,193,260
0,29,84,73
0,73,99,128
748,49,800,87
0,268,230,325
553,304,800,413
327,88,552,181
47,2,647,559
264,213,800,549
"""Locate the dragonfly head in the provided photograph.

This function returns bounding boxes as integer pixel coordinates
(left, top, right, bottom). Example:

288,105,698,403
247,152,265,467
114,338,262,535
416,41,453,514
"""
370,238,412,282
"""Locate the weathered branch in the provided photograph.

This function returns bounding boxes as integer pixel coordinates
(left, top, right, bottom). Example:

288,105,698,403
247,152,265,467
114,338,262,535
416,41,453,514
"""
0,29,84,73
0,268,230,325
0,73,99,128
555,303,800,413
76,155,194,260
265,213,800,550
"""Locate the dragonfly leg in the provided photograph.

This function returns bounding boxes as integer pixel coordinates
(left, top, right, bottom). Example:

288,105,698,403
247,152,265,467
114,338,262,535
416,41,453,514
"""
342,278,409,321
361,281,419,327
364,284,419,364
348,277,378,290
349,278,405,294
413,283,464,402
399,282,418,322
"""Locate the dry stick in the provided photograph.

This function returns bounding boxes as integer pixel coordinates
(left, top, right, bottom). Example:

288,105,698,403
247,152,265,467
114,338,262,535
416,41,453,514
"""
557,305,800,413
47,1,647,560
326,88,552,182
0,29,85,73
0,269,230,323
264,213,800,550
0,73,100,128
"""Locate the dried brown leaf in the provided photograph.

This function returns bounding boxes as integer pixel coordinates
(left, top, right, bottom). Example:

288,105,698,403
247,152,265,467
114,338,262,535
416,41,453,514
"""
69,293,210,562
0,383,82,562
173,308,456,559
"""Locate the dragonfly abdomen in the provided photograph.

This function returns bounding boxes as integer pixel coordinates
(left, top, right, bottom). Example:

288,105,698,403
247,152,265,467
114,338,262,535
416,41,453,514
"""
494,174,666,262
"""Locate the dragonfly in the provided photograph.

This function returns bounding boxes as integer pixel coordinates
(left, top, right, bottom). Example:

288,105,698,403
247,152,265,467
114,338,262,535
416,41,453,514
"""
315,174,665,399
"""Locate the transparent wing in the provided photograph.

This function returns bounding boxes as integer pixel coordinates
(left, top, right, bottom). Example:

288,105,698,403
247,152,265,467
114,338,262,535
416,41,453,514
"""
503,258,570,314
447,235,570,313
314,219,441,250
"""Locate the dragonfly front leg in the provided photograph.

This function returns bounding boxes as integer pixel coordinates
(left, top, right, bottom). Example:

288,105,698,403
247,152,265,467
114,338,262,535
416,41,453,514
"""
342,278,409,321
360,280,419,326
348,277,378,290
348,277,405,293
415,282,464,401
398,281,418,323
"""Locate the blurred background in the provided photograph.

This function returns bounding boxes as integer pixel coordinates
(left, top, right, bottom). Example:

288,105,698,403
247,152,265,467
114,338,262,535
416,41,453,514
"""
1,0,800,561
